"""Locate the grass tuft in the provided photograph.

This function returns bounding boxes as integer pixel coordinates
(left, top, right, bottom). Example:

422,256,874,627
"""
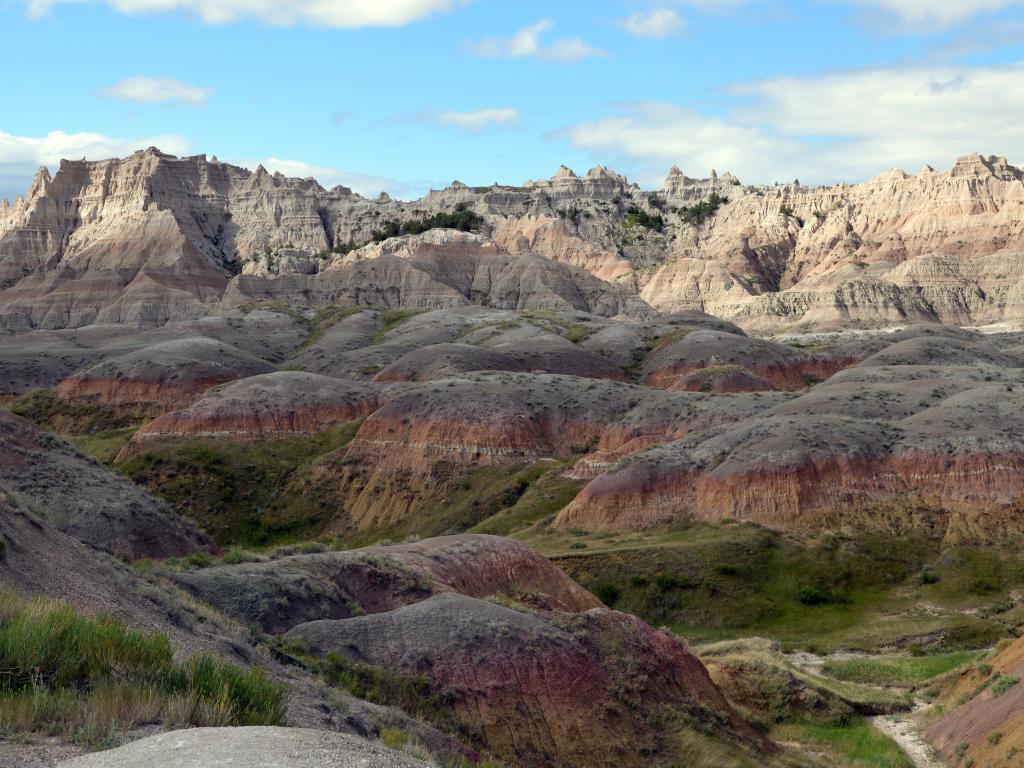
0,590,286,746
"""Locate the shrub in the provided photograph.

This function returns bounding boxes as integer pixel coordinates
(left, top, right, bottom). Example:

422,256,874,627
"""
991,674,1019,697
677,192,727,226
796,585,851,606
920,566,940,585
624,206,664,232
593,583,621,607
372,203,483,242
654,573,684,592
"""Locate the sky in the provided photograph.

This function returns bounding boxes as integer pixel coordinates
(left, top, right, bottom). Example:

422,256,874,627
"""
2,0,1024,200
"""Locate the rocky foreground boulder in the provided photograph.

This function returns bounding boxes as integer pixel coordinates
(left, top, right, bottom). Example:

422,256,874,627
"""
58,728,432,768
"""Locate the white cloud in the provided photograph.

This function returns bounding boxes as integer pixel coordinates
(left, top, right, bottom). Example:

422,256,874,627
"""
611,0,1021,27
100,76,211,106
560,63,1024,186
25,0,461,27
844,0,1023,24
620,9,686,38
469,19,607,62
430,108,519,129
0,130,189,201
240,157,395,198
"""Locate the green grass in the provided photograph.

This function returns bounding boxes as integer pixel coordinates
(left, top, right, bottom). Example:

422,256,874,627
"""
565,324,591,344
0,590,286,748
822,653,979,687
469,463,582,537
116,423,359,546
372,308,427,343
294,305,364,353
316,651,463,735
8,388,138,435
773,721,914,768
66,427,138,464
342,460,574,547
541,524,1014,653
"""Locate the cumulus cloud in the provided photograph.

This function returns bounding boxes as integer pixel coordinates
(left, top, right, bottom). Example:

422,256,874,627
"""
429,108,519,129
99,76,211,106
619,9,686,38
0,130,189,201
24,0,461,27
469,19,607,62
559,63,1024,186
239,157,395,198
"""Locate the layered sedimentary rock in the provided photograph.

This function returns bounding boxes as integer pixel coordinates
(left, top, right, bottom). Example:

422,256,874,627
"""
173,534,600,634
640,329,860,390
557,328,1024,542
8,148,1024,333
298,372,788,532
924,635,1024,766
223,231,652,318
133,371,389,440
55,337,276,417
285,592,768,768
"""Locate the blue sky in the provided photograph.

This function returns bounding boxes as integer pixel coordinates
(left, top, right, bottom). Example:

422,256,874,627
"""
2,0,1024,200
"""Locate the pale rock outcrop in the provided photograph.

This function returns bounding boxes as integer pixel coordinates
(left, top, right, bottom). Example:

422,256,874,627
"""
7,149,1024,333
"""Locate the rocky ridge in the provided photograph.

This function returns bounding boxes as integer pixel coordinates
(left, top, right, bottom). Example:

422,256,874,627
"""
5,148,1024,332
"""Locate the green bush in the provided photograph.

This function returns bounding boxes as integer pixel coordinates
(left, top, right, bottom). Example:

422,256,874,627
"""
676,192,727,226
593,583,621,607
991,674,1019,697
624,206,664,232
796,585,851,607
372,203,483,242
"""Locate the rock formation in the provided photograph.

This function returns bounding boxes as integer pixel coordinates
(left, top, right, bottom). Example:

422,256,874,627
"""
7,148,1024,333
0,410,210,559
285,593,769,768
556,326,1024,542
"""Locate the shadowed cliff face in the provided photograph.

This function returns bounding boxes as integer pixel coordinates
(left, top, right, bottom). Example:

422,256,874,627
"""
6,149,1024,333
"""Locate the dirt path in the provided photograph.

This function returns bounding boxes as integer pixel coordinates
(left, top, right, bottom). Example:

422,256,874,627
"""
870,705,944,768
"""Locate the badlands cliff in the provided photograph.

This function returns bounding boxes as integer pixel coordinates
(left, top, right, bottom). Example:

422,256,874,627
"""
3,148,1024,332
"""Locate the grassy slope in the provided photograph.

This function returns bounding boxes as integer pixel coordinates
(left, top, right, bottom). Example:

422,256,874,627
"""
773,722,913,768
116,423,360,546
527,523,1018,654
822,653,980,687
341,460,583,547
